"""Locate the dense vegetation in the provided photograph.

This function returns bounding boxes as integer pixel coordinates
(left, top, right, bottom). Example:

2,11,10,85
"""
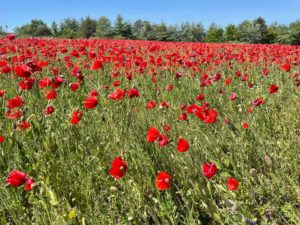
0,36,299,224
1,15,300,44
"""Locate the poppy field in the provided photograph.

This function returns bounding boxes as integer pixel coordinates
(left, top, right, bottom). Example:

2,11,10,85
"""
0,35,300,224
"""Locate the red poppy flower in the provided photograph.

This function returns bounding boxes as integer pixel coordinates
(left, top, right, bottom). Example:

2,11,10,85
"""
146,100,156,109
159,101,169,109
202,162,217,179
19,78,35,90
24,178,35,191
5,170,28,187
180,104,187,111
229,93,237,101
16,121,30,131
227,177,239,191
225,78,231,86
6,33,16,41
126,88,140,99
165,84,173,91
70,83,80,91
109,157,127,179
84,96,98,109
262,68,268,76
241,74,249,82
196,93,205,101
0,136,5,143
243,122,249,129
146,127,159,143
14,65,31,78
163,124,171,132
157,134,169,147
269,84,278,94
6,110,22,120
108,88,125,101
281,63,290,72
45,90,57,100
212,73,221,82
196,109,217,124
187,104,201,114
38,77,52,88
155,171,171,191
44,106,55,115
177,138,189,152
6,96,24,109
252,98,265,107
89,89,99,97
0,90,5,97
5,170,35,191
113,80,121,87
1,66,11,74
179,113,187,121
91,60,102,70
70,110,83,125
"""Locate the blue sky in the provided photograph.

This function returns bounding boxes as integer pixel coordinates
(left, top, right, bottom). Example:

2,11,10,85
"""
1,0,299,31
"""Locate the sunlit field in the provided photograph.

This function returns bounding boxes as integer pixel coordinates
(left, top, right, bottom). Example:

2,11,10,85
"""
0,36,299,224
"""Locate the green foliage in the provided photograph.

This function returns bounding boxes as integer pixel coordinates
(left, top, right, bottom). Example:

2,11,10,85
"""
5,15,300,45
58,18,79,39
289,20,300,45
205,23,224,43
51,21,58,37
14,19,52,37
96,16,113,39
224,24,239,42
79,17,97,39
179,22,206,42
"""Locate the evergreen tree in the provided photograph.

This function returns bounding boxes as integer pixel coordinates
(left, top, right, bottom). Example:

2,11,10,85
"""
114,15,125,38
132,19,144,39
238,20,261,43
79,16,97,38
59,18,79,39
155,22,169,41
253,17,269,43
51,21,58,37
224,24,239,42
96,16,112,38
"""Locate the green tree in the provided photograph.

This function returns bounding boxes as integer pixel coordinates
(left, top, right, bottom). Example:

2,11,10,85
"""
132,19,144,39
205,23,224,43
142,21,156,40
114,15,125,38
51,21,58,37
79,16,97,38
253,17,269,43
96,16,112,38
154,22,169,41
179,23,206,42
167,25,180,42
289,20,300,45
15,19,52,37
224,24,239,42
122,22,133,39
59,18,79,38
238,20,260,43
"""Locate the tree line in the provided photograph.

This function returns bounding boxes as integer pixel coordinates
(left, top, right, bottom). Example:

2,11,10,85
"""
1,15,299,45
